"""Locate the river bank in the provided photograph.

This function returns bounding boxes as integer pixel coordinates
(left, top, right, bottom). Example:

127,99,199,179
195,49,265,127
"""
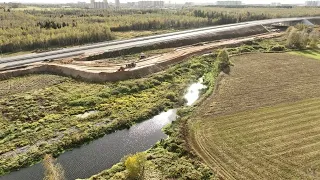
86,58,220,179
2,75,210,180
0,53,217,177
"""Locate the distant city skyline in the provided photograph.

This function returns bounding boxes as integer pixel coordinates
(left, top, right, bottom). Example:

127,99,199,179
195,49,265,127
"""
0,0,308,5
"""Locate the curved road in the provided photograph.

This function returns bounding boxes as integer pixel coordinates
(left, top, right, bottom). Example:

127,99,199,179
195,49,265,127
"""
0,17,318,70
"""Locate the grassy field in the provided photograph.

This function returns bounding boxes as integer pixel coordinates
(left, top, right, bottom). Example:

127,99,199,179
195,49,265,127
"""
0,54,216,175
190,53,320,179
289,49,320,60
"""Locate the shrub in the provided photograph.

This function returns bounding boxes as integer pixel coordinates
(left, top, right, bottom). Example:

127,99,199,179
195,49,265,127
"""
286,27,308,49
125,152,147,180
215,49,230,71
43,154,65,180
114,85,131,94
69,96,102,106
268,44,286,52
309,29,320,49
165,92,177,102
239,45,255,53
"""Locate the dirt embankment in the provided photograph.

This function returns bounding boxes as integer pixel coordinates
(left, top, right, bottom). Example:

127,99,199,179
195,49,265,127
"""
0,33,281,83
86,24,269,60
189,53,320,179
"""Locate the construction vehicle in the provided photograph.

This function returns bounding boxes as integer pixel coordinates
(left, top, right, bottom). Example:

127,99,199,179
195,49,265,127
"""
117,66,125,72
140,53,146,59
125,62,136,68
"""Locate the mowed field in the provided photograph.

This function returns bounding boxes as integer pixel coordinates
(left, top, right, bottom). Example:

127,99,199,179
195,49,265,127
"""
190,53,320,179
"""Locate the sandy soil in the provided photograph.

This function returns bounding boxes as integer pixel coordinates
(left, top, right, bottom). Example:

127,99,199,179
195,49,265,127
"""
47,33,283,73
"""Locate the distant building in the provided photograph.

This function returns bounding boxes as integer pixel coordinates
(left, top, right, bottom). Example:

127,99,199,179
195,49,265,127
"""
270,2,281,6
137,1,165,8
216,1,242,6
115,0,120,8
184,2,194,6
77,1,88,7
305,1,320,6
90,0,108,9
127,2,137,7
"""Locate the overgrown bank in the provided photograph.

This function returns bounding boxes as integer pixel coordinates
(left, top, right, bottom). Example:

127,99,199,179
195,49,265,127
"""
0,53,217,176
87,52,221,180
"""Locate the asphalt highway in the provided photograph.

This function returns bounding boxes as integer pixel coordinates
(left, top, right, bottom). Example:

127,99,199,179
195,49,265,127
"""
0,17,318,70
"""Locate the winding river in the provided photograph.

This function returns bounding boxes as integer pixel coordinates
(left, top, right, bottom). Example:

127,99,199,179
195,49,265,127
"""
0,78,206,180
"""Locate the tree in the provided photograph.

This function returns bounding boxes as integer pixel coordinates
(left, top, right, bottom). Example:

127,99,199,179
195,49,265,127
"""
125,152,147,180
216,49,231,72
286,28,306,49
309,29,320,49
43,154,65,180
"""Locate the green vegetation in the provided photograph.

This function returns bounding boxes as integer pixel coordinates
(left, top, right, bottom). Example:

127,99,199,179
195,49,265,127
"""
88,52,220,180
0,54,216,175
1,7,320,54
89,94,217,180
285,25,320,59
43,154,65,180
286,25,320,50
215,49,231,72
125,152,147,180
289,49,320,60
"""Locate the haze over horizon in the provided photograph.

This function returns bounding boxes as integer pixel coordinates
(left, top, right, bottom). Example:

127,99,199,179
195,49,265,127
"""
0,0,307,5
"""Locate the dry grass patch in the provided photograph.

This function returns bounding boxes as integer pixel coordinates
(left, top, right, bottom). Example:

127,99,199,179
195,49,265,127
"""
191,53,320,179
0,74,68,97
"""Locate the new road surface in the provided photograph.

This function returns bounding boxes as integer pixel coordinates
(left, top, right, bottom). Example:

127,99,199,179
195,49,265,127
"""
0,17,319,70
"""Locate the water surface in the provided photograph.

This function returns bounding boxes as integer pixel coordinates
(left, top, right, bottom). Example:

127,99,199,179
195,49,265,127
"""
184,78,207,106
1,79,205,180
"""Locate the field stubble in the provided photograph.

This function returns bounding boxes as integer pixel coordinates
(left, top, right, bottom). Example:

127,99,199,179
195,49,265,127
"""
191,53,320,179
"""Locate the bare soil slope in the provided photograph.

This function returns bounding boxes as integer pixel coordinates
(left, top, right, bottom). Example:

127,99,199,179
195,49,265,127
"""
191,53,320,179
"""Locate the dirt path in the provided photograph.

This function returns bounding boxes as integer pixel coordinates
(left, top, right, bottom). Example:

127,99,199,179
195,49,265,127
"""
52,32,282,73
189,53,320,179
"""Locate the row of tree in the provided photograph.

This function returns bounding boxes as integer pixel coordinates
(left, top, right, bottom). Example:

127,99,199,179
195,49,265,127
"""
1,7,320,53
0,24,114,53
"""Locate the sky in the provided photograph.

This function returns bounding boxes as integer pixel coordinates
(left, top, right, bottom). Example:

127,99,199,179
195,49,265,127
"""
0,0,306,4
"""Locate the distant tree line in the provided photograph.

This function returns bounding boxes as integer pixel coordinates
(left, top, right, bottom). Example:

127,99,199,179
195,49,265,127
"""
1,7,320,54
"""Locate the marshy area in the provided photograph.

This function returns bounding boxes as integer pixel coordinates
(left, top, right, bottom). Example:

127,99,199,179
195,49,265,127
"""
0,53,217,179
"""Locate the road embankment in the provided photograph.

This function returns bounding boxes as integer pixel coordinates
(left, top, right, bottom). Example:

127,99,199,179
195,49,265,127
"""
0,30,281,83
85,24,269,60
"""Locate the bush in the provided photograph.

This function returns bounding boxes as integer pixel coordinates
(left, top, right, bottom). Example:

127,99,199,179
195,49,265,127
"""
215,49,230,71
113,85,131,95
125,152,147,180
69,96,102,106
239,45,255,53
268,44,286,52
43,154,65,180
309,29,320,49
286,27,308,49
165,92,178,102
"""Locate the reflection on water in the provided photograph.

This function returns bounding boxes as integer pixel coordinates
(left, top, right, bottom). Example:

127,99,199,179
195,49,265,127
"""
1,78,206,180
184,78,207,106
1,110,177,180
